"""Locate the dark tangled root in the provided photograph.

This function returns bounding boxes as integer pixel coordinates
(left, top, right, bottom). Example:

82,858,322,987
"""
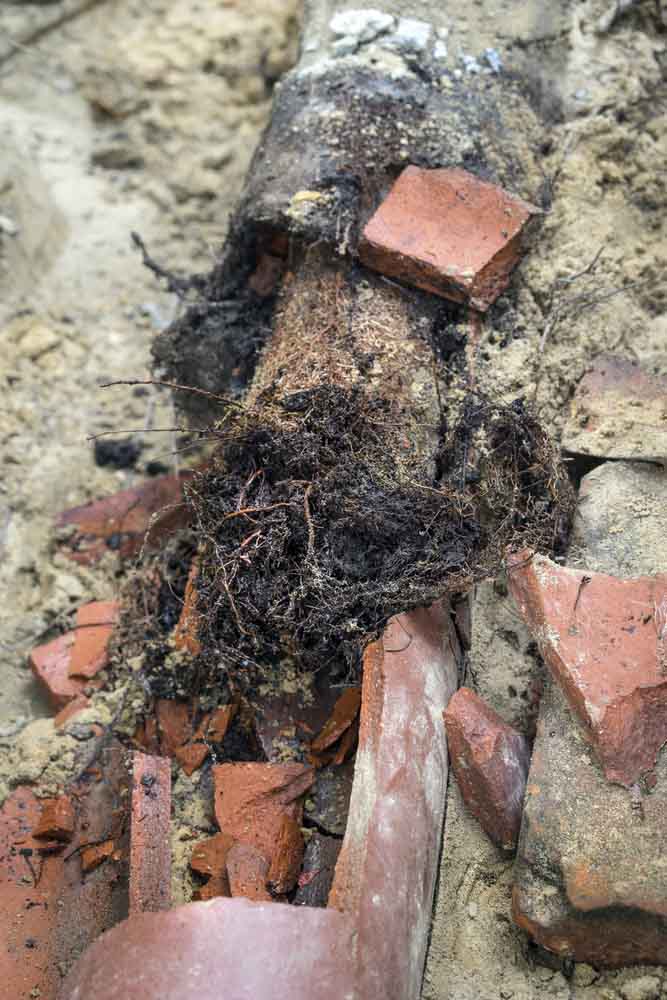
182,383,573,686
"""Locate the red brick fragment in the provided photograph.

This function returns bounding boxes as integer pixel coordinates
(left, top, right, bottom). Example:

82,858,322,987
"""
29,632,80,708
508,550,667,786
360,166,540,311
226,842,272,902
206,703,236,742
190,832,235,878
193,873,231,901
266,814,304,895
81,839,114,873
33,795,75,843
444,687,530,851
213,762,314,864
172,559,202,656
156,699,192,756
68,601,119,678
310,686,361,753
56,471,192,565
174,741,209,776
130,753,171,915
54,694,90,728
562,354,667,463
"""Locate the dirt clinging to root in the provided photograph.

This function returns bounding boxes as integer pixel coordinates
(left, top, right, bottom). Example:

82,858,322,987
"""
183,378,573,686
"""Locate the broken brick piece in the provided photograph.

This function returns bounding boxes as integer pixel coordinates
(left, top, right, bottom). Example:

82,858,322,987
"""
206,703,236,742
56,471,192,565
508,550,667,787
33,795,75,843
29,632,87,709
310,687,361,753
226,843,272,902
513,680,667,965
444,687,530,851
174,741,209,776
54,694,91,728
562,354,667,464
360,166,540,311
190,832,236,878
213,762,314,864
81,839,115,873
193,873,231,901
172,559,202,656
129,753,171,915
266,814,304,895
156,699,192,756
68,601,120,679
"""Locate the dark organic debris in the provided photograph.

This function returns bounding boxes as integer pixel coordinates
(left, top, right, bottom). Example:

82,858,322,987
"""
183,382,573,686
94,436,142,469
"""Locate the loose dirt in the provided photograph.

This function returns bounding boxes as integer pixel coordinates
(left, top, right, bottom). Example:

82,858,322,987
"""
1,1,665,998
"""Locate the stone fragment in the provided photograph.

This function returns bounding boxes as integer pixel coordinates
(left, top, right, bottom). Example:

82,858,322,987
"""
129,753,171,915
266,814,304,895
385,17,432,53
330,602,461,1000
570,461,667,578
562,355,667,465
225,843,272,902
329,8,394,44
33,795,75,842
213,762,314,864
293,832,341,908
304,762,354,836
56,471,192,565
172,559,201,656
68,601,119,678
508,550,667,787
60,898,355,1000
513,681,667,965
360,166,540,311
444,687,530,851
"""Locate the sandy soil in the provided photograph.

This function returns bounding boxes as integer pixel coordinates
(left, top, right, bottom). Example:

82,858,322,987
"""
0,1,665,998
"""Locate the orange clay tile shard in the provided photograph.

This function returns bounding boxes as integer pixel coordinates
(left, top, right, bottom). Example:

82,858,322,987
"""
310,687,361,753
29,634,96,709
156,699,193,755
68,601,120,679
33,795,75,842
226,843,272,902
266,814,304,895
174,741,209,776
190,832,236,878
81,840,115,874
54,694,91,728
193,873,231,901
56,471,193,565
173,559,202,656
205,703,237,742
360,166,540,311
213,762,314,864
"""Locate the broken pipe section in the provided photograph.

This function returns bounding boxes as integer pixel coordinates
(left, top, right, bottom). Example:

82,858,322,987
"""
59,601,462,1000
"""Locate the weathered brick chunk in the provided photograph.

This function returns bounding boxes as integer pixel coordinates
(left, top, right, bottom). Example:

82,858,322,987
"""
508,551,667,787
513,681,667,966
360,166,540,311
444,687,530,851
